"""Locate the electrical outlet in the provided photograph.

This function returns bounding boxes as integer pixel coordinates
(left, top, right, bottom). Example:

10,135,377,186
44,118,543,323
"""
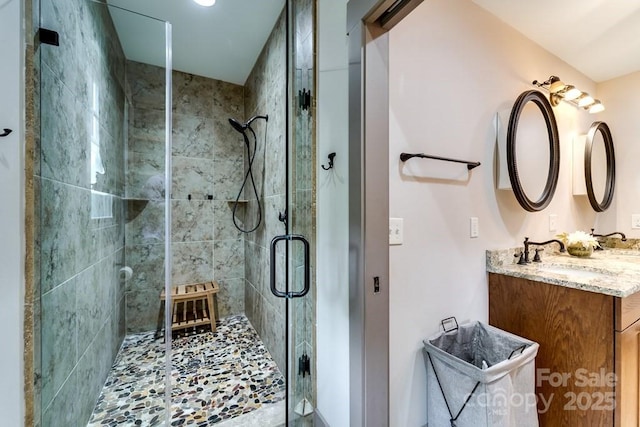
549,214,558,232
633,214,640,229
389,218,403,245
470,217,479,238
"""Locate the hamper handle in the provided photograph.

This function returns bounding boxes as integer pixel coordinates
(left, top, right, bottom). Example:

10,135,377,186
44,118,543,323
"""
441,317,458,333
508,345,527,359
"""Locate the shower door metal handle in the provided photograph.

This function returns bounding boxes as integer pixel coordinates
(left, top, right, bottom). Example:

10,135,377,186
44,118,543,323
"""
270,234,310,298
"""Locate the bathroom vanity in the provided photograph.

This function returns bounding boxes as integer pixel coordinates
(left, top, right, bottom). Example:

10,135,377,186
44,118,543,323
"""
486,248,640,426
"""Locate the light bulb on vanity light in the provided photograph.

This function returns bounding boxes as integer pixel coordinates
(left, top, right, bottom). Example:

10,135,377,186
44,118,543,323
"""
578,94,595,108
563,86,581,101
193,0,215,6
588,100,605,113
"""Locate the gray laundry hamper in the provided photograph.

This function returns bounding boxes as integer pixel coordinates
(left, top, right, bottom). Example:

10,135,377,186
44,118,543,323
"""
423,318,539,427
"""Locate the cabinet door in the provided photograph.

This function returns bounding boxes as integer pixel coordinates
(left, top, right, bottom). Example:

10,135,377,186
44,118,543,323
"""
489,274,615,426
616,318,640,427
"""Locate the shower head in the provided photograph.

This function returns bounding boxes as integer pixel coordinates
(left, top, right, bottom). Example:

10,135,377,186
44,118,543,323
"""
228,118,246,133
228,115,269,133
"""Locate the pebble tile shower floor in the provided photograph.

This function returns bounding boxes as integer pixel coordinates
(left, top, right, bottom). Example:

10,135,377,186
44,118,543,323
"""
87,314,285,426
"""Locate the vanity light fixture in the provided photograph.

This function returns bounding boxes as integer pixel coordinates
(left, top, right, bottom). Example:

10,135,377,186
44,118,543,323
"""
193,0,215,6
532,75,605,113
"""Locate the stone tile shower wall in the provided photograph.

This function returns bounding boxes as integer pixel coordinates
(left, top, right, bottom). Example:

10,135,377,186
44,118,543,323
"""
125,61,246,333
243,9,289,373
36,0,127,425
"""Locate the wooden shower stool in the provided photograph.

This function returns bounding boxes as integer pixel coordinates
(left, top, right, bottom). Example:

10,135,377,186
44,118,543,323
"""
160,281,219,333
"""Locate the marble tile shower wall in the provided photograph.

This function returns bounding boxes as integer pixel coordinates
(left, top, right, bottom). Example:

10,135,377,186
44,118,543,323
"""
125,61,247,333
243,8,288,373
36,1,127,425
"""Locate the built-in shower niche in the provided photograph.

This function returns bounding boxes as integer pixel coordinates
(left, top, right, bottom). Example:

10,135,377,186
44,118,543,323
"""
124,198,149,222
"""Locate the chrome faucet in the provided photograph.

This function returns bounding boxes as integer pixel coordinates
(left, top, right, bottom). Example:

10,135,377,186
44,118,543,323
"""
590,229,626,250
522,237,566,263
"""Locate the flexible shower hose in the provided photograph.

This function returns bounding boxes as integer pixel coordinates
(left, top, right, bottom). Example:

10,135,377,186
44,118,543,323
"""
232,125,262,233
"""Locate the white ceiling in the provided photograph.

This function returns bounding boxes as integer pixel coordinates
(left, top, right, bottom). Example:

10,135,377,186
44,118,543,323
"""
107,0,285,85
473,0,640,82
107,0,640,85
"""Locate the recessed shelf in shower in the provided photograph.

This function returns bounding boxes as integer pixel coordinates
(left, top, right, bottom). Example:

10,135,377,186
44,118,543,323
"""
124,198,149,222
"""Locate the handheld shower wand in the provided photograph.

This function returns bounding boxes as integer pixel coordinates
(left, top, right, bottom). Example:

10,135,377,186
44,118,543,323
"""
228,114,269,233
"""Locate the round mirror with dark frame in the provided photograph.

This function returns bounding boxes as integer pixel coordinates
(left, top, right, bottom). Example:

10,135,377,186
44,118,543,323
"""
507,90,561,212
585,121,615,212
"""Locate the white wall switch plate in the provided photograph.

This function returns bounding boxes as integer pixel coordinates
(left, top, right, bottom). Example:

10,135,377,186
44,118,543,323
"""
633,214,640,229
549,214,558,232
389,218,403,245
470,217,479,238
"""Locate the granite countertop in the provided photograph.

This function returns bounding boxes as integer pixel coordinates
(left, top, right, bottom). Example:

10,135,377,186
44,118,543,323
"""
486,245,640,298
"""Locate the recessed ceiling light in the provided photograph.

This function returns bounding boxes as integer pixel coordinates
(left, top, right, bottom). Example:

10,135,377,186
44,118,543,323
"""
194,0,215,6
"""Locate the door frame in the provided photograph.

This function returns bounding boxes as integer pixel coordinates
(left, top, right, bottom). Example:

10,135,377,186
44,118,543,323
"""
347,0,422,425
348,2,390,425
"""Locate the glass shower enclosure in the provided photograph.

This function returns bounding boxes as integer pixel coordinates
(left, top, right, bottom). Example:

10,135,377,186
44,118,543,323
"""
33,0,316,425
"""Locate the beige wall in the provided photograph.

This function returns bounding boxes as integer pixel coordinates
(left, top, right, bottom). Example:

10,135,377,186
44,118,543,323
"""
388,1,610,425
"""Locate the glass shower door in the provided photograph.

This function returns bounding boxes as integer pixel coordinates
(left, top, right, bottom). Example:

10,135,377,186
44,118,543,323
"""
283,0,317,424
230,0,316,425
35,1,172,425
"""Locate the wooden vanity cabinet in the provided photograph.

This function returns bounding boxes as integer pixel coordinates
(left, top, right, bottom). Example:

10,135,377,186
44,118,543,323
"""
489,273,640,427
